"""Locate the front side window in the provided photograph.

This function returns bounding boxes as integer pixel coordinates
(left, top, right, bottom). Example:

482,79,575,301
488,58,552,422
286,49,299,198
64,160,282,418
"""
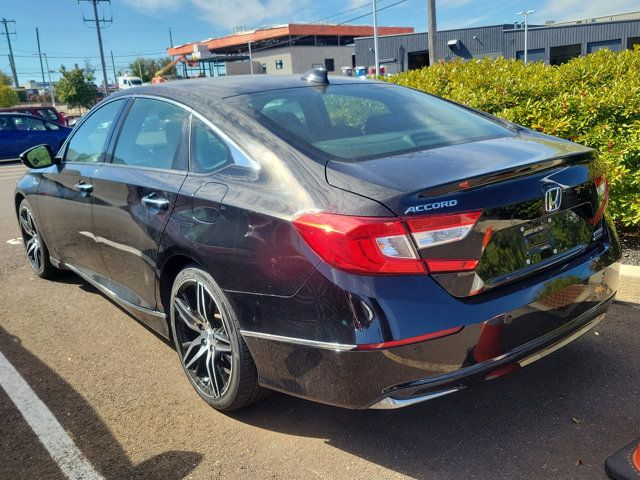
13,116,46,131
230,83,513,162
65,99,125,163
45,121,61,131
113,98,189,171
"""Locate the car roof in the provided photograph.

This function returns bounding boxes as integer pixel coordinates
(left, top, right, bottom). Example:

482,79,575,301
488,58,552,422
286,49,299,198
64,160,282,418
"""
112,74,380,103
0,112,49,119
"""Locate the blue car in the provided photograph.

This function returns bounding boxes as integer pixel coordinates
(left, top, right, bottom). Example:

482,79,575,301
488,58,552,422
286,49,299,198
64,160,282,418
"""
0,112,71,161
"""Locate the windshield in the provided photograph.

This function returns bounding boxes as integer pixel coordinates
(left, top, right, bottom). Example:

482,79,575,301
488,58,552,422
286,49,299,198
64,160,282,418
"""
130,79,142,86
229,83,514,162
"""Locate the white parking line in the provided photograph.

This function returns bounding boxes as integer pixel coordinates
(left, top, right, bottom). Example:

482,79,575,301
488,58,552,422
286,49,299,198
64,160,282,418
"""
0,350,105,480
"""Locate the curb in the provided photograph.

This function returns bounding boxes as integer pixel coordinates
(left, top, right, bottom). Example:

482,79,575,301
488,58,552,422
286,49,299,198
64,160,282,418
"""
620,264,640,278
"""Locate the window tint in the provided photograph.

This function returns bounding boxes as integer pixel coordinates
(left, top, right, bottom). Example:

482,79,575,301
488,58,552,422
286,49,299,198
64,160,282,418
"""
190,116,232,173
13,116,46,131
0,117,15,131
113,98,189,170
260,98,309,140
232,84,513,162
65,99,124,163
37,109,58,121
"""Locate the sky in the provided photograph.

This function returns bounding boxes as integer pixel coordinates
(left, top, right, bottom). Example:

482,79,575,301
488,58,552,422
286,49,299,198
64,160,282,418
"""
1,0,639,86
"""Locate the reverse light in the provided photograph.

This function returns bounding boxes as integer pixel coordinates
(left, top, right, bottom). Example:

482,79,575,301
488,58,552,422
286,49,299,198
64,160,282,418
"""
590,174,609,225
407,211,483,249
293,210,483,275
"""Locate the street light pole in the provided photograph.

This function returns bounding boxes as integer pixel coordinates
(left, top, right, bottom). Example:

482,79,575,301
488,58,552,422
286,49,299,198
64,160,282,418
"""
372,0,380,75
427,0,437,66
517,10,535,64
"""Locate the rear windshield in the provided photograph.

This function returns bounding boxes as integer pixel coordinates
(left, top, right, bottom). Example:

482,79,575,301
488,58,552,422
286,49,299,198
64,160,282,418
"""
229,83,513,162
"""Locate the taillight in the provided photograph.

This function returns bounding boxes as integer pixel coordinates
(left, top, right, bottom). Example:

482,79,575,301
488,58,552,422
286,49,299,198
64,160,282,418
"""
590,174,608,225
292,210,482,275
292,213,424,275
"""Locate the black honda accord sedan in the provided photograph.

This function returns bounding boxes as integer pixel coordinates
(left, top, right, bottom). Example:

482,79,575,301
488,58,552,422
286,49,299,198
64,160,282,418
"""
15,70,621,410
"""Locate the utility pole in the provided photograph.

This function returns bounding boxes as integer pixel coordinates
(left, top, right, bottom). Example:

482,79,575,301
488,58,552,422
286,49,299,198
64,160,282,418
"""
248,41,254,75
517,10,535,64
41,53,56,107
1,18,19,87
169,27,174,48
427,0,437,66
110,50,117,82
372,0,380,75
36,28,46,85
79,0,112,96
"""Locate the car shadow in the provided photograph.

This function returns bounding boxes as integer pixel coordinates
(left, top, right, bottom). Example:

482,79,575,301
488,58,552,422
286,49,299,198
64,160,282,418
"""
0,325,202,480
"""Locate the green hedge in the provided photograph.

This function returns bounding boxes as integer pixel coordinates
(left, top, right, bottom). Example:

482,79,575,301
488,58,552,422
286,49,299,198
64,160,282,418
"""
386,48,640,228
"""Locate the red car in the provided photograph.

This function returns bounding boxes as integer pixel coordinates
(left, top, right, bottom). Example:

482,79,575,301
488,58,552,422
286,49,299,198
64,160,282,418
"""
0,106,67,126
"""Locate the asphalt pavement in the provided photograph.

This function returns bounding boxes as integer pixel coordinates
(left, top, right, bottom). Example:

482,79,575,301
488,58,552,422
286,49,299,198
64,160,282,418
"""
0,161,638,480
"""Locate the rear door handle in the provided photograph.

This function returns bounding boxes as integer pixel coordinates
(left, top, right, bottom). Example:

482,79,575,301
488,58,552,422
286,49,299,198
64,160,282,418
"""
74,182,93,194
141,193,170,210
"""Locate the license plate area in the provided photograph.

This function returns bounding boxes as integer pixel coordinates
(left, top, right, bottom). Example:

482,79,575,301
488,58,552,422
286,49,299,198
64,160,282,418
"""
477,204,594,285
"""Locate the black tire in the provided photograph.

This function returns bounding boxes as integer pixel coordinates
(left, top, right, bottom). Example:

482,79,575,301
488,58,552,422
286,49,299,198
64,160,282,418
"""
18,199,57,279
169,266,268,411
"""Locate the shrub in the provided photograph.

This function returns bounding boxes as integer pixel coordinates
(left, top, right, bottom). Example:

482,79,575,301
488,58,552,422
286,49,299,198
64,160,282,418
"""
0,84,19,108
386,48,640,228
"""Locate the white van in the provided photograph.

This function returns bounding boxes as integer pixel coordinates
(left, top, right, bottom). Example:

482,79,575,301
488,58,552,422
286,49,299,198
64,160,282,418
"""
117,76,143,89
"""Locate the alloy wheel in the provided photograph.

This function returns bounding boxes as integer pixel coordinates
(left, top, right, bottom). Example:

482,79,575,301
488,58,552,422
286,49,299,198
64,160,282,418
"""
172,279,233,398
19,205,42,272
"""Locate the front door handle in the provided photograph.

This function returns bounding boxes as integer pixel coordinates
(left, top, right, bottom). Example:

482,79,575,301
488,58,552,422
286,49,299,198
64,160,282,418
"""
141,193,170,210
74,182,93,194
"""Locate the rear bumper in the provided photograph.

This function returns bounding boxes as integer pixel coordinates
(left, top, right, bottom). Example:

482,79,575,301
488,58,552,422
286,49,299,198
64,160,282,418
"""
235,224,621,409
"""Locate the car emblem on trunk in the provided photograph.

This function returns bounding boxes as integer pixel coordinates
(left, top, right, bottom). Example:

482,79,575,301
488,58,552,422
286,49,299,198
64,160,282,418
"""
544,186,562,213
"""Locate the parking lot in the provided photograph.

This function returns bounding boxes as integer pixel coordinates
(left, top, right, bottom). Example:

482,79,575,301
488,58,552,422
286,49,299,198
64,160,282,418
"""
0,160,638,480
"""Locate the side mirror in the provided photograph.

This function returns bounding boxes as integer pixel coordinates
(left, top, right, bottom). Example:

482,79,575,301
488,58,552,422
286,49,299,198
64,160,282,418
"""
20,144,57,169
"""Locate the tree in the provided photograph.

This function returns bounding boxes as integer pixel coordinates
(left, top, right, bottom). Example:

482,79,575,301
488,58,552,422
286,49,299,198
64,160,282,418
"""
0,84,19,107
56,63,97,109
128,57,176,82
0,69,12,86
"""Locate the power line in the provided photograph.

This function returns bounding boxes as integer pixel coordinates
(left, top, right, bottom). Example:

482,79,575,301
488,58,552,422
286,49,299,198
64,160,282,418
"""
79,0,112,93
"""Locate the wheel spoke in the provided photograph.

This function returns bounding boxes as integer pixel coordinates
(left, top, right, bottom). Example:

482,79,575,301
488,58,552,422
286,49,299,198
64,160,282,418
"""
26,238,37,255
182,334,204,362
174,297,203,333
205,350,220,397
184,342,208,369
20,213,35,237
215,343,231,354
196,282,209,322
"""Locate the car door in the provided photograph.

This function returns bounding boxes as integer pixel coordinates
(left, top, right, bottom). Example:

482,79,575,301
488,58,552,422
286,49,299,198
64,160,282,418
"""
0,116,18,159
12,115,49,153
37,98,127,285
90,97,189,310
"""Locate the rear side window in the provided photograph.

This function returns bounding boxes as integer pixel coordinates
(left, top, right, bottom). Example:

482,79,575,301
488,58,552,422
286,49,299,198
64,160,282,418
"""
190,116,232,173
231,83,513,161
65,99,125,163
113,98,189,171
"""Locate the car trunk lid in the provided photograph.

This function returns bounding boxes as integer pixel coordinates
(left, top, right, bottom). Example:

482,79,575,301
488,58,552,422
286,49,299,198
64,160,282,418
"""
326,133,606,297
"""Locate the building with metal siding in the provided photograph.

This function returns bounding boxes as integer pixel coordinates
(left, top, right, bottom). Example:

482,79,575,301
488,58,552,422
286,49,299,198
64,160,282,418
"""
355,18,640,73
